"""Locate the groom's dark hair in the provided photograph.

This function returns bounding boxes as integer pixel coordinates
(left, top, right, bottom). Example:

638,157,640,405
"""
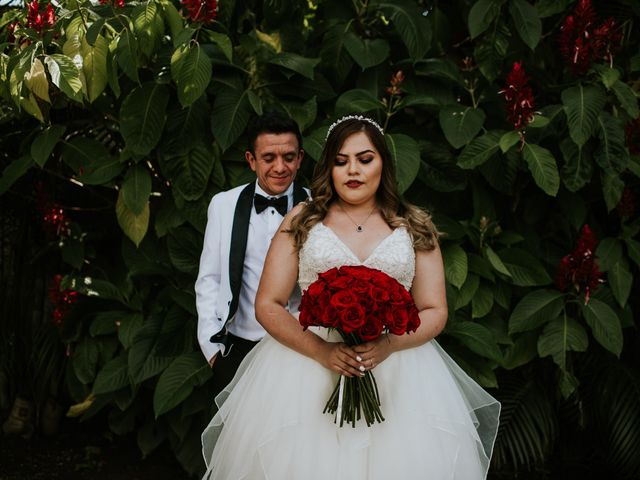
246,111,303,155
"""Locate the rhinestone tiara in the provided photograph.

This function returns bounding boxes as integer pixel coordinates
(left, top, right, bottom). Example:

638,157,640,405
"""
325,115,384,141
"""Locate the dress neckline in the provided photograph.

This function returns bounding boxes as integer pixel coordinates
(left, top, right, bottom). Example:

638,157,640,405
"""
318,222,403,264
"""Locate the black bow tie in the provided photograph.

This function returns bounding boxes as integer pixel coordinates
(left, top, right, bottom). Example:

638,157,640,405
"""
254,194,288,216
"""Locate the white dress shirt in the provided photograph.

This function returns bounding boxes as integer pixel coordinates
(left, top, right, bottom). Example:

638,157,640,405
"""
227,182,295,341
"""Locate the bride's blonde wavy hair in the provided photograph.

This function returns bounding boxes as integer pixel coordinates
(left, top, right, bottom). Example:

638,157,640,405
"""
289,117,439,251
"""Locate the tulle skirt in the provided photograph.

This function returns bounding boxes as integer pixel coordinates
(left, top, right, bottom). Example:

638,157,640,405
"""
201,328,500,480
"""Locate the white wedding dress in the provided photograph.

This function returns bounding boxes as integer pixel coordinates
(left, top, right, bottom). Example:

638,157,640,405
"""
201,223,500,480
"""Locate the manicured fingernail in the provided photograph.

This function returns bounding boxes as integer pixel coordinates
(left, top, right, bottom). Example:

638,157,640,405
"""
359,365,365,372
356,355,362,362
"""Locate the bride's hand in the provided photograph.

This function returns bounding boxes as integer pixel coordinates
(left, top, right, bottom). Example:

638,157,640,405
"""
317,342,365,378
352,335,393,371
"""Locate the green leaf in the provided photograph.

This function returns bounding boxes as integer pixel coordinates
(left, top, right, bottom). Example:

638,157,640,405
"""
90,311,124,336
509,289,565,334
454,274,480,310
625,237,640,267
384,133,421,193
561,84,606,146
211,87,252,152
86,18,106,46
468,0,503,38
559,137,593,192
268,52,320,79
343,33,390,70
414,58,464,86
442,244,468,289
172,143,215,201
31,125,66,168
457,131,501,169
581,298,623,357
93,354,129,395
78,157,124,185
522,143,560,196
528,114,550,128
116,29,140,84
205,31,232,62
279,96,317,132
535,0,572,17
171,43,212,107
595,112,629,175
485,244,512,277
497,248,552,286
499,130,520,153
447,322,502,362
611,80,639,119
160,0,184,40
153,352,211,417
596,238,623,271
118,313,144,349
335,89,385,116
167,226,203,275
537,315,588,369
133,1,163,59
472,283,494,318
509,0,541,50
61,137,110,174
44,54,83,102
120,83,169,156
439,105,486,149
122,164,152,215
128,314,173,383
597,66,620,89
81,34,108,103
371,0,432,59
602,173,624,212
608,260,632,308
24,57,50,103
116,189,149,247
501,332,538,369
73,337,100,385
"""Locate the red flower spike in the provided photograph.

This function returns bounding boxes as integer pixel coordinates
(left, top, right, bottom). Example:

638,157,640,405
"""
48,275,79,326
25,0,56,34
385,70,405,96
555,224,603,304
499,62,536,131
181,0,218,23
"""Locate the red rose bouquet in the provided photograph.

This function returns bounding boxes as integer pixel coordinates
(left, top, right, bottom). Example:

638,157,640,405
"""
299,265,421,427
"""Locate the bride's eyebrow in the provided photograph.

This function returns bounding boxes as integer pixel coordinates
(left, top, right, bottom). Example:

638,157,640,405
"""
336,149,375,157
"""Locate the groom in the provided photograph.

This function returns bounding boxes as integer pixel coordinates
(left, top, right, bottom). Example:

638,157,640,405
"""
196,112,309,391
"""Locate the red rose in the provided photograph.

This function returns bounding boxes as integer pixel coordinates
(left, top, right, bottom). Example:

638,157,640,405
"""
320,305,339,328
339,304,366,333
328,275,352,290
385,308,409,335
330,290,358,310
341,265,375,281
351,278,370,295
358,316,384,341
319,267,339,284
370,286,390,304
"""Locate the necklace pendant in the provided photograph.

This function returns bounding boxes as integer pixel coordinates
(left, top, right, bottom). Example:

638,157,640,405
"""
356,226,363,232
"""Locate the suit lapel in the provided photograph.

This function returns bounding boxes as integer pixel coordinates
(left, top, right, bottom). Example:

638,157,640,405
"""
227,182,255,322
293,182,309,205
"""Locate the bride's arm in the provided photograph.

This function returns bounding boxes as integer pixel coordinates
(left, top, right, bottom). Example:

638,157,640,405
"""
255,206,365,378
354,243,448,366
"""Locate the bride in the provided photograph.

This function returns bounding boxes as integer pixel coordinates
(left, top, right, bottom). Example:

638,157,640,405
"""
201,115,500,479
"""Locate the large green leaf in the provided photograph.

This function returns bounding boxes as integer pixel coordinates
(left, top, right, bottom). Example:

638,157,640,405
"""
595,112,629,175
384,133,421,193
128,313,174,383
93,354,130,395
454,274,480,310
509,0,541,50
608,260,632,308
509,289,565,334
457,131,501,169
497,248,552,286
485,244,512,277
24,57,50,103
414,58,464,86
611,79,639,119
153,352,211,417
172,142,215,201
73,337,100,385
171,43,212,107
468,0,503,38
371,0,432,59
559,137,593,192
472,283,494,318
522,143,560,196
279,96,317,132
537,315,588,369
581,298,623,357
211,87,252,152
116,29,140,83
596,237,623,271
268,52,320,79
116,189,149,247
625,237,640,267
447,321,502,362
602,172,625,212
133,1,163,59
335,89,385,115
44,54,83,102
439,105,486,149
122,164,152,215
561,84,606,146
81,34,108,103
319,22,354,85
120,82,169,156
31,125,66,168
442,243,468,289
167,226,203,274
343,33,390,70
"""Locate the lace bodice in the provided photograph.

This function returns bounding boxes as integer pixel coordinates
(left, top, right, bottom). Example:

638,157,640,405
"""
298,223,415,292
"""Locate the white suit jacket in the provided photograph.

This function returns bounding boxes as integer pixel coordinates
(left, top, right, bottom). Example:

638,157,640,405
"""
195,181,309,361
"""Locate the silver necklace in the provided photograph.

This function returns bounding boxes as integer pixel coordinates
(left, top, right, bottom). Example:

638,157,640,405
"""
338,202,377,232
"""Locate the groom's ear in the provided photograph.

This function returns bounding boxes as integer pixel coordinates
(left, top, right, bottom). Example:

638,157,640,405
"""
246,150,257,172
